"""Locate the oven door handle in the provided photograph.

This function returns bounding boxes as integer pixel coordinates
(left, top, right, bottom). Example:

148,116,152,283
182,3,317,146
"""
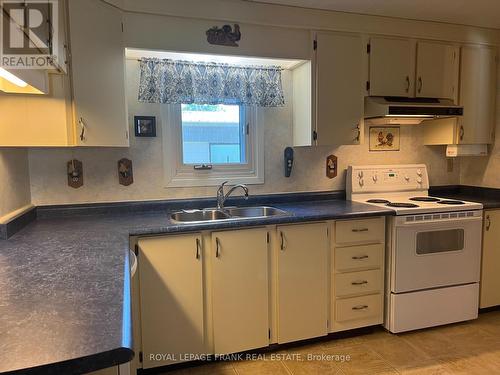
396,215,482,227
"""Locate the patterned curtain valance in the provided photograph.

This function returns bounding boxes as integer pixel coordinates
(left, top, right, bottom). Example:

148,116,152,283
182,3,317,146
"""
138,58,285,107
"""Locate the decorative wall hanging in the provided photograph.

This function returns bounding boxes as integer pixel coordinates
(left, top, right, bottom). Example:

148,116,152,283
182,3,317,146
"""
206,24,241,47
369,126,400,151
134,116,156,137
138,58,284,107
67,159,83,188
118,158,133,186
326,155,338,179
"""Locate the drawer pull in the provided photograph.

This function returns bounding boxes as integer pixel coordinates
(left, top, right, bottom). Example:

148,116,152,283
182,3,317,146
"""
352,305,369,310
351,280,368,285
352,255,369,260
352,228,369,232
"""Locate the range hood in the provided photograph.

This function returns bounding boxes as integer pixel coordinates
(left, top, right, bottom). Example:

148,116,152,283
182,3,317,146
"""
365,97,463,125
0,68,49,95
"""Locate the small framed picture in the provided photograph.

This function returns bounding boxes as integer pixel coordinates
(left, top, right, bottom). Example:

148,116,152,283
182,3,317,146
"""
134,116,156,137
369,126,400,151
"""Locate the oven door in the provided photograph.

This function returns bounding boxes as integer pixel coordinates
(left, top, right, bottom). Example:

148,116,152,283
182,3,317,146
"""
392,212,482,293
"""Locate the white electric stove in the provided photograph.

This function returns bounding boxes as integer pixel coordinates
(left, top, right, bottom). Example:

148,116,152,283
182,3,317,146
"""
347,164,483,333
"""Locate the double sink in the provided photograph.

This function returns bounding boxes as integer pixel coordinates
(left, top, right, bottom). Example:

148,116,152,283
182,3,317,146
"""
171,206,290,224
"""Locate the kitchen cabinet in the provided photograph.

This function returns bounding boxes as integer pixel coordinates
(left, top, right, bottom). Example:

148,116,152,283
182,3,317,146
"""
422,45,497,145
211,228,269,354
68,0,129,146
416,41,459,100
87,366,118,375
138,234,205,368
368,38,458,100
369,37,415,97
480,210,500,308
276,223,328,343
331,217,385,332
311,31,365,146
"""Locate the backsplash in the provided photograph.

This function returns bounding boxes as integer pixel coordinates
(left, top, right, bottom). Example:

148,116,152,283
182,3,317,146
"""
28,60,459,206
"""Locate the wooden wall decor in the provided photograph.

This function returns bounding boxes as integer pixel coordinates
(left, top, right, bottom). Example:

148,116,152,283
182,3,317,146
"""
67,159,83,188
118,158,133,186
326,155,338,179
206,24,241,47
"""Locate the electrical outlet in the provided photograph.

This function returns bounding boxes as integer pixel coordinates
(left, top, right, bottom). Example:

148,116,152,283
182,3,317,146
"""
326,155,337,178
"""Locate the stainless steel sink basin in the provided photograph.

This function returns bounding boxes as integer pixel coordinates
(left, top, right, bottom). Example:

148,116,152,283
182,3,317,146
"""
226,206,288,218
170,206,289,223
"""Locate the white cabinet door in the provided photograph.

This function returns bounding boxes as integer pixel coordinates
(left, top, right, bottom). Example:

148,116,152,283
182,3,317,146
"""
315,32,365,145
211,228,269,354
416,41,458,100
458,45,497,144
276,223,328,343
369,37,414,97
138,234,205,369
68,0,129,146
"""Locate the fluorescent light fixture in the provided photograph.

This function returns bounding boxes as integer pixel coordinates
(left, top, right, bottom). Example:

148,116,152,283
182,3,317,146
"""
0,67,28,87
386,114,435,118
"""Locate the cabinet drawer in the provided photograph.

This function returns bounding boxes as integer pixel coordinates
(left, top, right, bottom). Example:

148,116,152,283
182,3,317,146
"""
335,244,384,272
335,294,382,322
335,270,382,297
335,218,384,245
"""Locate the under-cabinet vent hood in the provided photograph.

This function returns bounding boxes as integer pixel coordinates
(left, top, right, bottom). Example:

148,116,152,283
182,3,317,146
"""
0,68,49,94
365,97,463,125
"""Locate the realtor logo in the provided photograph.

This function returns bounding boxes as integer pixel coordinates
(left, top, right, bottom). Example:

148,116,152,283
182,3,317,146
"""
0,0,59,69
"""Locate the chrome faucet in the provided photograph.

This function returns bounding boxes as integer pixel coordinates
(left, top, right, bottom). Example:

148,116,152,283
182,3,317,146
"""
216,181,249,210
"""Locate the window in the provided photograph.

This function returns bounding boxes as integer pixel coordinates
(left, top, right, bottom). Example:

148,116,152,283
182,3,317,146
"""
180,104,246,165
163,104,264,187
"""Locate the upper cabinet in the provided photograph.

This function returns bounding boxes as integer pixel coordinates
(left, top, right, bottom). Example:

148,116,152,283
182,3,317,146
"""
369,37,415,97
457,45,497,144
368,37,458,100
308,32,365,146
416,41,459,100
68,0,129,146
0,0,129,147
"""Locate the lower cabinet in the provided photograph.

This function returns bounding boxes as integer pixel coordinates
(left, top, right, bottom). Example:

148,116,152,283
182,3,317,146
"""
276,223,329,343
211,228,269,354
138,234,205,368
480,210,500,308
331,217,385,332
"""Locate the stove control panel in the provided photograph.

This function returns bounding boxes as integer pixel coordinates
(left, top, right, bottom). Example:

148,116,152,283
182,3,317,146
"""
347,164,429,197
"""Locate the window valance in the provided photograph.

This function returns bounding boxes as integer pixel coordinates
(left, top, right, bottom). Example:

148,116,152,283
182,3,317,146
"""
138,58,285,107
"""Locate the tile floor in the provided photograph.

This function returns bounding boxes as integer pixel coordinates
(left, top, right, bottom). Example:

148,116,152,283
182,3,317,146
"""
160,311,500,375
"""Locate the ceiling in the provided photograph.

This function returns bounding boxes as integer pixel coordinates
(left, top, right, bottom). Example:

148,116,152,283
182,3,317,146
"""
243,0,500,30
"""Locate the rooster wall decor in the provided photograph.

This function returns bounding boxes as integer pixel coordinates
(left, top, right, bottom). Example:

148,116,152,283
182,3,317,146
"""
206,24,241,47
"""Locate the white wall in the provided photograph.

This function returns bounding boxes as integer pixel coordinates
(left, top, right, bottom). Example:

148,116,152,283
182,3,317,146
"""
27,60,458,206
0,149,31,220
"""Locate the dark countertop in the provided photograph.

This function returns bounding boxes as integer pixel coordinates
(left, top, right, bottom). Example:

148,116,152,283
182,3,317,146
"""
0,195,393,375
430,185,500,210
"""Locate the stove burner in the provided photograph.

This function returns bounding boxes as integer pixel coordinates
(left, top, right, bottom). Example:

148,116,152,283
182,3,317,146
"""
386,202,420,208
367,199,390,204
409,197,441,202
436,200,465,205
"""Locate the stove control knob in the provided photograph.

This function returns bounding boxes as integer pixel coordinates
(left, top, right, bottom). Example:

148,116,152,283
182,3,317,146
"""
372,174,378,182
417,169,422,176
417,177,422,184
358,171,364,178
404,175,410,182
359,178,364,187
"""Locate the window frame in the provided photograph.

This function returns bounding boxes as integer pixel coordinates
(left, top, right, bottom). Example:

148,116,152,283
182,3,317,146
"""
162,104,264,187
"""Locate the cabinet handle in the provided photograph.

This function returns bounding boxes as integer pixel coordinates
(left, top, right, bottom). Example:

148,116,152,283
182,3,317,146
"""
279,231,285,251
459,125,465,141
78,117,86,142
417,76,423,93
486,215,491,231
351,280,369,285
352,228,369,232
355,123,361,142
352,305,369,310
352,255,369,260
196,238,201,259
405,76,410,92
215,237,221,258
